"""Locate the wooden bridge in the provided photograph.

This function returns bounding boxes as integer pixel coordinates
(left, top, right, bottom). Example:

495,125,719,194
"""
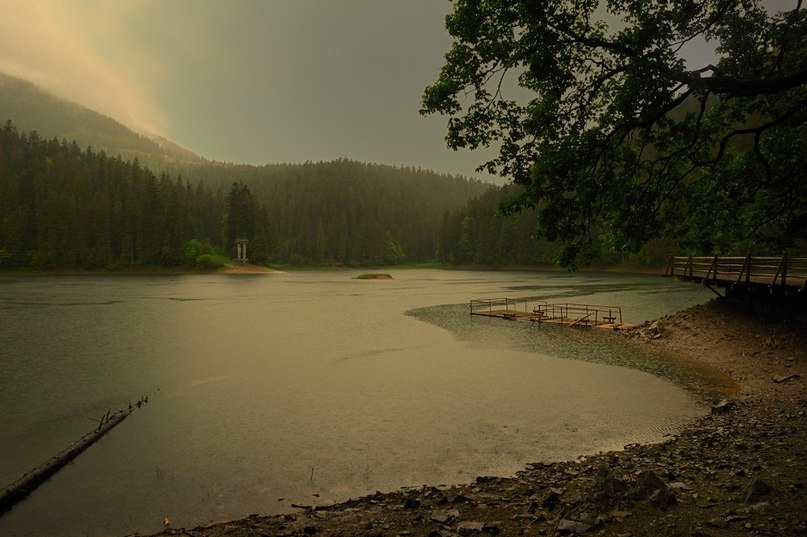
665,255,807,297
470,298,634,330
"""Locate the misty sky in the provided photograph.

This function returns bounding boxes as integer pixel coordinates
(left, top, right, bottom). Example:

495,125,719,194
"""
1,0,497,177
0,0,794,178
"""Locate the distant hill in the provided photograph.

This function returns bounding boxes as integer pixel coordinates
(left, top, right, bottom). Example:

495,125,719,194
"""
0,72,206,172
0,73,494,267
175,157,492,264
0,120,492,268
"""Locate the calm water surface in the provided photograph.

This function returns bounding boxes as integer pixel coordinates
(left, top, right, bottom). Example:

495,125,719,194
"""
0,270,716,536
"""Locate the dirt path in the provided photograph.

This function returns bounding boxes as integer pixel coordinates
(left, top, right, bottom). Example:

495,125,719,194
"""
142,300,806,537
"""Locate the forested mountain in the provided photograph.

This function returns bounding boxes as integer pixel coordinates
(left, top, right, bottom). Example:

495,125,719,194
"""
437,184,558,267
0,122,236,269
0,74,491,269
0,72,206,174
438,184,676,268
0,122,489,269
162,158,488,265
187,160,488,265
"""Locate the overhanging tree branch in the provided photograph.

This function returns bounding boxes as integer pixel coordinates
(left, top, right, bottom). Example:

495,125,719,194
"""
424,0,807,265
689,69,807,96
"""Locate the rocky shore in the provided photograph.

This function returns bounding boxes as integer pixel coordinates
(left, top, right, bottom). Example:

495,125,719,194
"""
143,300,805,537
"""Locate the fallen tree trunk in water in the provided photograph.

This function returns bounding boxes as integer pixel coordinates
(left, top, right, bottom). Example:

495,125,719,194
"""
0,405,136,516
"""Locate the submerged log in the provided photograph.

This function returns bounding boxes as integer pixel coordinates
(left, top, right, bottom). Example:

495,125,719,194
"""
0,406,135,516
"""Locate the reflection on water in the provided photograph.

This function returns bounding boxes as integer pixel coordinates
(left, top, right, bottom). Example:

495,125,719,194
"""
0,270,715,537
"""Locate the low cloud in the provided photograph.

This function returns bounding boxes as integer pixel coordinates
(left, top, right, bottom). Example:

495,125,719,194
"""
0,0,168,136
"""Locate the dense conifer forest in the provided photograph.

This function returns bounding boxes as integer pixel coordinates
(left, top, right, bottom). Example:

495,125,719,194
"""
0,122,228,269
437,185,557,267
436,185,676,268
0,71,689,271
194,160,488,266
0,71,719,272
0,122,489,269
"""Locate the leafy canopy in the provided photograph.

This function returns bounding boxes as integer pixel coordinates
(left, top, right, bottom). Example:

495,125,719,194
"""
422,0,807,266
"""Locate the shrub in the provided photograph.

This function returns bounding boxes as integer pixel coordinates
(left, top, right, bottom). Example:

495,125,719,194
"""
196,254,226,269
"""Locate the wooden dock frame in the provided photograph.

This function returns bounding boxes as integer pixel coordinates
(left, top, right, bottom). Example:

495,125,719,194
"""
470,298,635,330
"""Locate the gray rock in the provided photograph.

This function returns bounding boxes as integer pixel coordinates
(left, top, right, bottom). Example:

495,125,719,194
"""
648,487,677,508
593,467,628,499
632,471,676,507
457,521,484,535
744,478,772,504
746,500,772,514
430,509,460,524
557,518,591,534
711,400,735,414
542,490,562,510
638,470,667,491
668,481,691,491
482,521,502,534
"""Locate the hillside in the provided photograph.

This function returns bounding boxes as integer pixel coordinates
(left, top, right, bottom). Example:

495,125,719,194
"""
0,72,206,173
254,159,489,265
0,73,494,268
180,157,493,265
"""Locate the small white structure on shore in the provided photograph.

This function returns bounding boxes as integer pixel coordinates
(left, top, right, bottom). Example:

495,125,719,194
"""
235,237,249,265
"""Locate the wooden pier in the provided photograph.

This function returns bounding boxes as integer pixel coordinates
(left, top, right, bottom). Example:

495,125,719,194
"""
470,298,635,330
665,255,807,297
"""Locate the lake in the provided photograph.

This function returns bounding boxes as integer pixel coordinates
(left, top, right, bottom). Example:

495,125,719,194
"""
0,269,716,536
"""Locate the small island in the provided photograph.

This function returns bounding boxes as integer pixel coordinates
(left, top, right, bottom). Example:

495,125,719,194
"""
354,273,392,280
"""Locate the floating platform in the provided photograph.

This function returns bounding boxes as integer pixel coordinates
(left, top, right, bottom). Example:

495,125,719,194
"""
470,298,636,331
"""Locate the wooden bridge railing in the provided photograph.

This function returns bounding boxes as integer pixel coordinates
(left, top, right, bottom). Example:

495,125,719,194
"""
470,297,520,315
470,298,624,326
665,254,807,291
532,302,624,326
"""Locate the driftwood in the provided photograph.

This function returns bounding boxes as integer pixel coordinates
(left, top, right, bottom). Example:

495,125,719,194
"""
772,373,800,384
0,405,138,516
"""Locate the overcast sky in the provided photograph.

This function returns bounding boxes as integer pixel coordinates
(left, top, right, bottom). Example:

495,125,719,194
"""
0,0,794,179
1,0,496,177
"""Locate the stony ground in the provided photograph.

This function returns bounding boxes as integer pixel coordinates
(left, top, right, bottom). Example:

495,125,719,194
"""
142,300,806,537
